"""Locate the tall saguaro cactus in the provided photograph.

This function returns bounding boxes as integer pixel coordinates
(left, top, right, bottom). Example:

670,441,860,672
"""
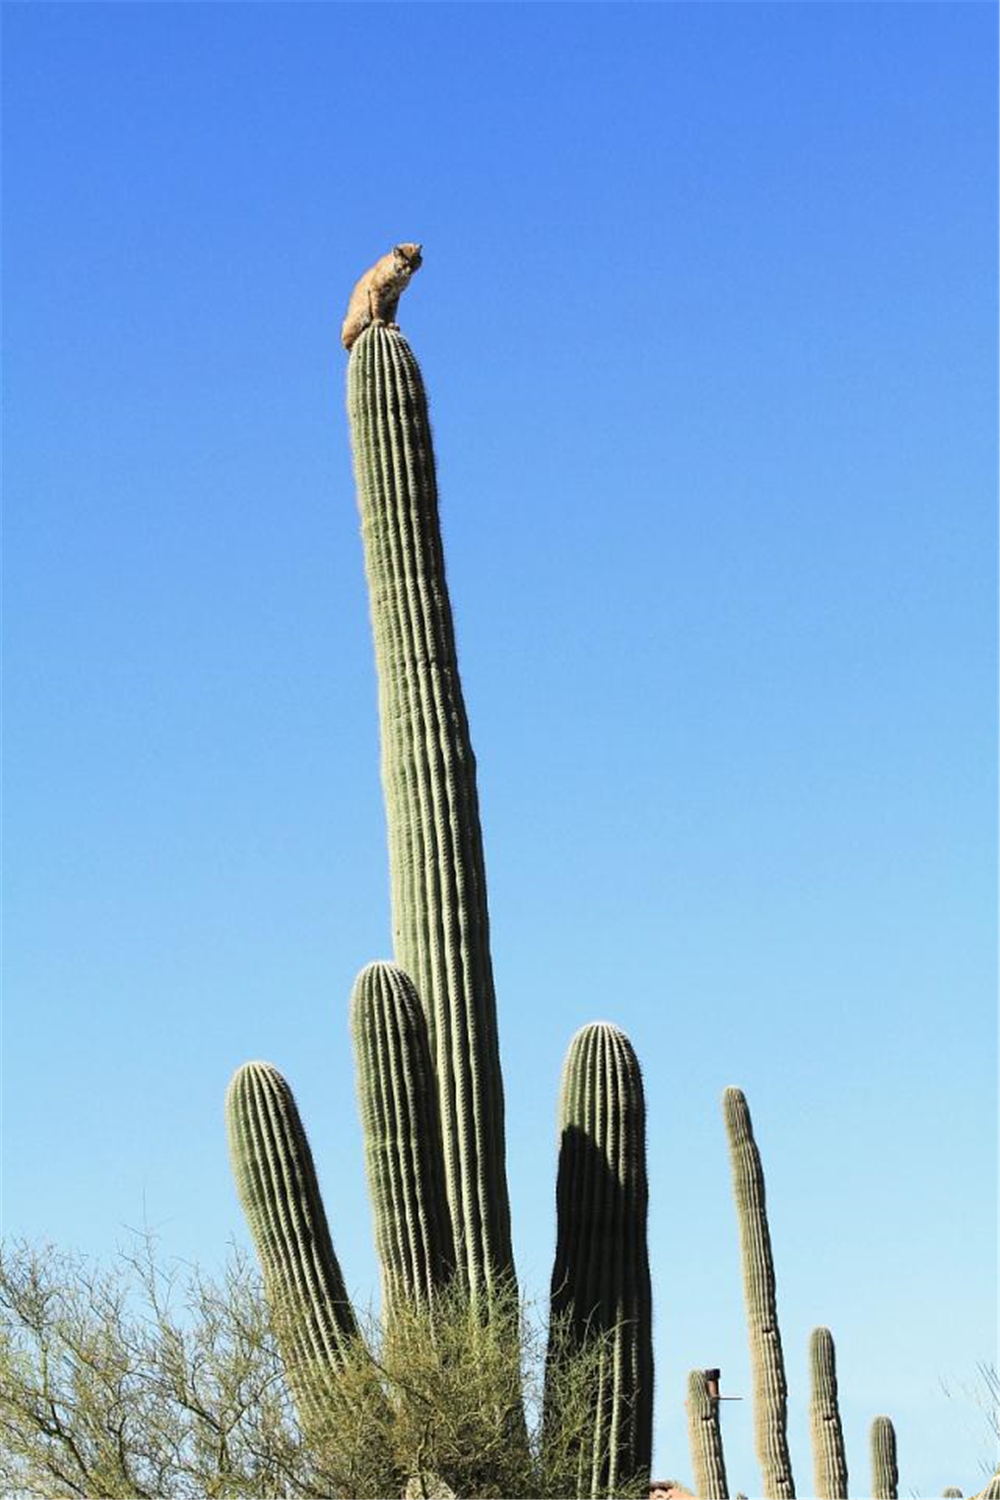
225,1061,359,1423
547,1021,653,1496
809,1326,848,1499
687,1369,729,1500
722,1086,795,1499
350,961,455,1316
870,1415,899,1499
347,324,513,1302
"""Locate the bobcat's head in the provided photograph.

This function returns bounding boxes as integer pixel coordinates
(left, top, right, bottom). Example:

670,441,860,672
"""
393,242,423,275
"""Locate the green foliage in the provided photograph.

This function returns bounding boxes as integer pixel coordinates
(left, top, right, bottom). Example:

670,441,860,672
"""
0,1239,647,1500
0,1237,322,1499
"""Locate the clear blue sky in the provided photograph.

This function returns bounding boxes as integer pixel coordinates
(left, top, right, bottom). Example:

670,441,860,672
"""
3,3,996,1493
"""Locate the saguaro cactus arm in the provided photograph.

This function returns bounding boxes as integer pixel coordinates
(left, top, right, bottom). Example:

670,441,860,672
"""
225,1060,359,1423
350,960,455,1315
686,1368,730,1500
722,1086,795,1500
870,1415,898,1499
809,1326,848,1499
346,322,513,1303
546,1021,653,1496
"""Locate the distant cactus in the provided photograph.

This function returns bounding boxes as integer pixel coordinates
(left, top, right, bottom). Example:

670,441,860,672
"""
686,1368,729,1500
225,1060,359,1423
870,1415,898,1500
942,1488,963,1497
547,1021,653,1495
347,323,513,1305
722,1087,795,1499
809,1326,848,1498
350,961,454,1315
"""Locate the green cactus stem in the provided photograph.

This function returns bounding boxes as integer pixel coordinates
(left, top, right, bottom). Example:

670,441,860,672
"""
350,960,455,1314
722,1086,795,1499
546,1021,653,1496
225,1060,359,1422
346,323,513,1304
809,1327,848,1499
686,1368,729,1500
870,1415,898,1500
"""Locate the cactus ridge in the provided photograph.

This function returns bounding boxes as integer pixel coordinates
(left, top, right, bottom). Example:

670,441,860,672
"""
722,1086,795,1500
547,1021,653,1494
808,1326,848,1499
225,1060,359,1418
350,960,455,1313
347,325,512,1302
870,1415,899,1500
686,1368,730,1500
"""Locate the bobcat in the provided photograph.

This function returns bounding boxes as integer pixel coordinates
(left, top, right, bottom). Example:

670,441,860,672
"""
341,242,423,351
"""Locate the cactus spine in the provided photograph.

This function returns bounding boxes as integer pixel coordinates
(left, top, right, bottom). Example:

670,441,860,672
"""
350,960,454,1314
686,1369,729,1500
809,1327,848,1499
870,1415,898,1499
547,1021,653,1495
722,1086,795,1499
225,1060,358,1422
347,324,512,1302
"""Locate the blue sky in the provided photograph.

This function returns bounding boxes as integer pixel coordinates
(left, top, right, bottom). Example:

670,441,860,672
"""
3,2,997,1493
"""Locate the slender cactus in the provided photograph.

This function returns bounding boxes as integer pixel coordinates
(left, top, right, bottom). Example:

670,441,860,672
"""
225,1060,359,1423
722,1086,794,1499
870,1415,898,1500
347,323,513,1303
547,1021,653,1496
350,960,454,1314
809,1326,848,1498
686,1368,729,1500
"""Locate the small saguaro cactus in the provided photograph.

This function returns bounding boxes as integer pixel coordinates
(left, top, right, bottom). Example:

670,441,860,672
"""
225,1060,359,1425
347,322,513,1306
686,1368,729,1500
809,1326,848,1499
546,1021,653,1497
722,1086,795,1500
870,1414,899,1500
350,961,455,1317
